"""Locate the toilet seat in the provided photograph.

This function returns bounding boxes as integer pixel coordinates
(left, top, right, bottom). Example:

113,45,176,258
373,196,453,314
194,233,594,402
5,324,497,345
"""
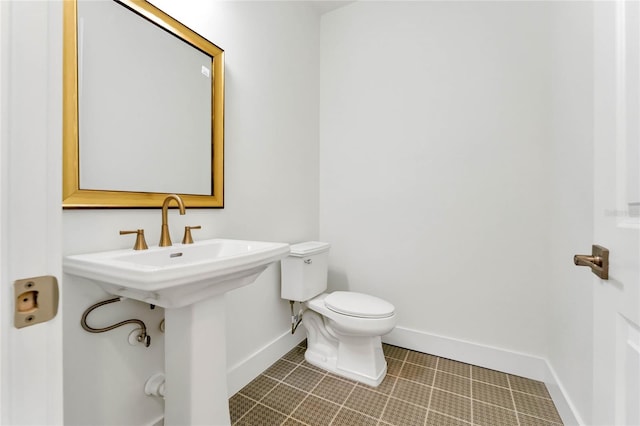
324,291,395,319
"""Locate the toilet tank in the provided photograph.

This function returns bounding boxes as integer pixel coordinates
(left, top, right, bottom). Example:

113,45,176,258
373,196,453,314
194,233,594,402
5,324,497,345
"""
281,241,331,302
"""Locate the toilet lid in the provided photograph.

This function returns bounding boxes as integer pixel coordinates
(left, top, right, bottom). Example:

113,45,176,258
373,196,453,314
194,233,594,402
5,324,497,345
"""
324,291,395,319
289,241,331,257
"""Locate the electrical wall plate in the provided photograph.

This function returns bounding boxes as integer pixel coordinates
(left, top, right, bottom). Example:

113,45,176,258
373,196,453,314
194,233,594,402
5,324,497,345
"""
14,275,59,329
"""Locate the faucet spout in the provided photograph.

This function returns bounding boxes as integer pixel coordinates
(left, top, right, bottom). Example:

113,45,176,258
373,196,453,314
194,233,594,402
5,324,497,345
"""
159,194,186,247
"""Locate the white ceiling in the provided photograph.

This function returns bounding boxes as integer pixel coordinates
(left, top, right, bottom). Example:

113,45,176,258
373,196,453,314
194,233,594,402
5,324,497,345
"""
308,1,355,15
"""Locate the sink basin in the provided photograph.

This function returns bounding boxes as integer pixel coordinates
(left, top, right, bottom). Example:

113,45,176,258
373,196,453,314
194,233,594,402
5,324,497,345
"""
64,238,290,308
65,237,290,425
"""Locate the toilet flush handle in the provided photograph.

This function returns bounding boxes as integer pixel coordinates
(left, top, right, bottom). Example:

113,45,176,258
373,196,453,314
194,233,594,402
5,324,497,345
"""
304,259,312,264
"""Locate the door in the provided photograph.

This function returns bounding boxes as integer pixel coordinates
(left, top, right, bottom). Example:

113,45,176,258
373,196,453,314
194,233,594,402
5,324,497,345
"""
592,1,640,424
0,1,64,424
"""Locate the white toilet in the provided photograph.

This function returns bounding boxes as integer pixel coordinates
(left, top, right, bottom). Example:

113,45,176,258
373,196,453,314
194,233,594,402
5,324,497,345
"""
281,241,396,387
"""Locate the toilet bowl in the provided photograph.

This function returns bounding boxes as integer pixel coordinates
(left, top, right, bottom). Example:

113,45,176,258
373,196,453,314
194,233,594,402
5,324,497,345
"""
281,242,396,387
303,292,396,386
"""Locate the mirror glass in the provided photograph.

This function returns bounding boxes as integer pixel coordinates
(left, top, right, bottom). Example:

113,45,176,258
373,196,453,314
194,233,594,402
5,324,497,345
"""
63,0,224,208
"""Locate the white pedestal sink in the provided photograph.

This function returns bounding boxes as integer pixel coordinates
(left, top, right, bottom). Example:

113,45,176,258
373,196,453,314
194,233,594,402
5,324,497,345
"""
64,239,290,425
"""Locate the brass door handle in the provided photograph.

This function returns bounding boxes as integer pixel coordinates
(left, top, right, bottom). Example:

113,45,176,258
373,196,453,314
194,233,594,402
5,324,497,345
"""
574,245,609,280
574,255,603,267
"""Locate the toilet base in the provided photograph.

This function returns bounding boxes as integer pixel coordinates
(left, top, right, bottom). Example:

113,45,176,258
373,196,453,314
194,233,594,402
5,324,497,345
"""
304,347,387,387
303,310,388,387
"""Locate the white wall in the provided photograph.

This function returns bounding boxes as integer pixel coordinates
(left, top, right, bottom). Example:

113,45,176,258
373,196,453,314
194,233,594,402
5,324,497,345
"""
62,2,319,424
548,3,594,424
320,1,552,356
320,2,596,423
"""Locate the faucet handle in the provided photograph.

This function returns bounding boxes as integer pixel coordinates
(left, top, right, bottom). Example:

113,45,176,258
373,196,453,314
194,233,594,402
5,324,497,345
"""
120,229,149,250
182,225,201,244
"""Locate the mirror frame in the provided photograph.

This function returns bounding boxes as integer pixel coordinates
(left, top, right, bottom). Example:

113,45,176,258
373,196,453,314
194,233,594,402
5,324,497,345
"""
63,0,224,208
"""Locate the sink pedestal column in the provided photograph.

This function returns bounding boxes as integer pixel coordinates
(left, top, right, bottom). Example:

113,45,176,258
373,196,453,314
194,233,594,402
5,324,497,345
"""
164,294,231,425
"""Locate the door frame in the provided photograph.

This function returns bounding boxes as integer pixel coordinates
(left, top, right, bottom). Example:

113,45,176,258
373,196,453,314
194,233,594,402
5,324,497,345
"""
592,0,640,424
0,1,64,424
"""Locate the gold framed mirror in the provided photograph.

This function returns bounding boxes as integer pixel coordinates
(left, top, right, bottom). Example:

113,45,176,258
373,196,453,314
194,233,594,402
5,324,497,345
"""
63,0,224,208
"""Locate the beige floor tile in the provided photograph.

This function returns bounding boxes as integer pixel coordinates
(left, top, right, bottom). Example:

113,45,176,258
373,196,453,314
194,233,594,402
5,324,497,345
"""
282,418,307,426
406,350,438,369
509,375,551,398
236,403,287,426
391,378,432,408
261,383,307,416
513,391,563,423
383,344,409,361
426,410,472,426
302,360,327,373
239,374,279,402
473,400,519,426
472,380,515,410
386,357,404,376
398,362,436,385
229,393,257,424
291,395,340,426
438,358,472,378
331,407,378,426
434,371,471,397
381,397,428,425
283,365,325,392
519,412,564,426
357,374,397,396
344,386,390,418
263,359,298,381
430,389,471,423
282,346,307,364
312,375,356,405
472,365,510,388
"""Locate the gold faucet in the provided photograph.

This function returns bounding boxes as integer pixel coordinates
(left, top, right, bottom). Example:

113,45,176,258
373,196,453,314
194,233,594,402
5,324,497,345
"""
159,194,186,247
120,229,149,250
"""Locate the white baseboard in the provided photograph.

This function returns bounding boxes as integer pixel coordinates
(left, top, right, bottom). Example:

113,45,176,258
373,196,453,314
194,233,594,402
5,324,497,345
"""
383,326,549,380
226,327,306,397
148,416,164,426
544,363,585,426
383,326,581,425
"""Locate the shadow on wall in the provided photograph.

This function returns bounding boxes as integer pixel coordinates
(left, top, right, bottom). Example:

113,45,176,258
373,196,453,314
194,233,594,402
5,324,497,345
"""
327,269,349,292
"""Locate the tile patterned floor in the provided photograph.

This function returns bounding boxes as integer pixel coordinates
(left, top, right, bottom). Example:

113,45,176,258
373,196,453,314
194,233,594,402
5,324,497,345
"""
229,341,563,426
